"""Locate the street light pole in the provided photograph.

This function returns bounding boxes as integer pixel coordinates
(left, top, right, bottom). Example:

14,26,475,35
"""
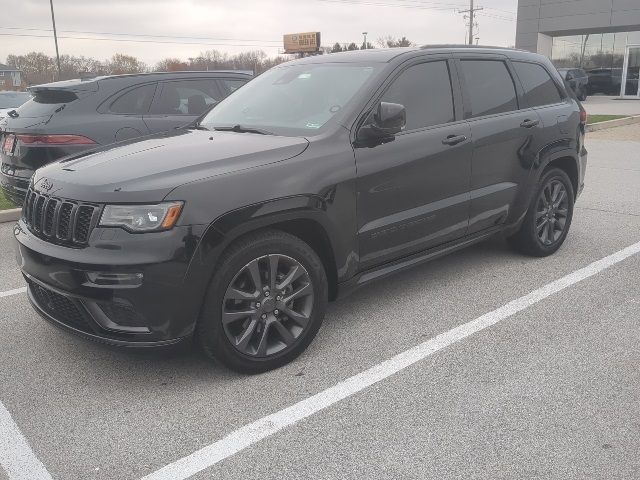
49,0,61,78
362,31,368,49
468,0,474,45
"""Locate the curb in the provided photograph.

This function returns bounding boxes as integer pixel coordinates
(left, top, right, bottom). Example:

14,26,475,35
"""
0,208,21,224
586,115,640,132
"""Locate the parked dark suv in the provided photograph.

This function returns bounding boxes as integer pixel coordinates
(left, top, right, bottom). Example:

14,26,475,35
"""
557,68,588,100
587,68,622,95
14,46,587,373
0,71,251,205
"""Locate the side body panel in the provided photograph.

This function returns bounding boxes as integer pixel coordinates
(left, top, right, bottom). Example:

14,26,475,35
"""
353,57,473,270
454,54,542,234
166,128,359,291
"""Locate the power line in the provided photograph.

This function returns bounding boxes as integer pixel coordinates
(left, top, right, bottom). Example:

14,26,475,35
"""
484,7,515,15
0,26,283,44
0,30,362,52
315,0,464,10
477,12,516,22
0,32,284,49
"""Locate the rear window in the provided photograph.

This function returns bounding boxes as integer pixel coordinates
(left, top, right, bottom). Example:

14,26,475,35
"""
460,60,518,118
109,83,157,114
513,62,563,108
15,90,78,118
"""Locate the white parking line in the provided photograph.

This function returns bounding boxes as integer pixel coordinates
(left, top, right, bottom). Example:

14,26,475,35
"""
0,287,26,299
0,402,53,480
140,240,640,480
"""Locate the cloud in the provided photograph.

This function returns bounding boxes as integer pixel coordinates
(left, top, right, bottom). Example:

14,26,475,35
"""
1,0,517,65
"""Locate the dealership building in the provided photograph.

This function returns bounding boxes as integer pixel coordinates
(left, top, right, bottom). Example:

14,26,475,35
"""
515,0,640,97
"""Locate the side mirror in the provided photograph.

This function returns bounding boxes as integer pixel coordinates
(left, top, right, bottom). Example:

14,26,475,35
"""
373,102,406,135
357,102,406,145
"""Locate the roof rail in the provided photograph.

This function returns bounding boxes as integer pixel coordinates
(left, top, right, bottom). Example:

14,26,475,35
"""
419,44,528,53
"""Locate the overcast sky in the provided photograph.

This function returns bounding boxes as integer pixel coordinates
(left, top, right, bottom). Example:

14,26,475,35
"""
1,0,518,66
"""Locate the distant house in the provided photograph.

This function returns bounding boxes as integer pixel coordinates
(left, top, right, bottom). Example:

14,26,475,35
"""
0,63,23,91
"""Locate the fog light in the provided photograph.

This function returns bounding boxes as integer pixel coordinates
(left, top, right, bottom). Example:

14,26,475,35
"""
84,272,143,288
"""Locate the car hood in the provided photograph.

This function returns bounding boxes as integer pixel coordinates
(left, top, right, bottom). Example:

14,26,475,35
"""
33,129,309,203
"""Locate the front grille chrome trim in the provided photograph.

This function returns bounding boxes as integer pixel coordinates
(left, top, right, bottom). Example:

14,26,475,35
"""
22,187,101,247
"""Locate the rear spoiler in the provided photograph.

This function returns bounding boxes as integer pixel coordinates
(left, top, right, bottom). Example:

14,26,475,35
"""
27,80,99,95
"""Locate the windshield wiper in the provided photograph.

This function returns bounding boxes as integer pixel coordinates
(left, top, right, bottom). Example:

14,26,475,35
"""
213,125,273,135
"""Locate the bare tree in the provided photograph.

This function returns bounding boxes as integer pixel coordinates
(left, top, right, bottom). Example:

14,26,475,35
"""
377,36,414,48
108,54,146,75
6,52,57,84
5,48,292,85
155,58,190,72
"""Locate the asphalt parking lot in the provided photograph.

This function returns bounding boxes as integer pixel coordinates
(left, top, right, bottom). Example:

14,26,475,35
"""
1,127,639,480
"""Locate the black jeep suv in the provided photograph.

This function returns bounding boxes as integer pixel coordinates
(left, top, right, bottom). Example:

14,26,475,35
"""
14,46,587,373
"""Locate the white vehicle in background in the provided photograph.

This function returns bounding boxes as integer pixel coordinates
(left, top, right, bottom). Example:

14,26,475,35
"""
0,91,31,120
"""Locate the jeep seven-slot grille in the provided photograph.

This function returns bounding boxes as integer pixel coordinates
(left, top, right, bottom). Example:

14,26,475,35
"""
22,187,101,246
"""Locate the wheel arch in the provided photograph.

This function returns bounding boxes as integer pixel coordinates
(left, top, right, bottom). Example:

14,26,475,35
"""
540,152,580,199
187,195,349,304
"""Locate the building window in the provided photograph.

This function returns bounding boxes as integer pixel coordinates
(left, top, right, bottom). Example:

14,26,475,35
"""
551,32,640,70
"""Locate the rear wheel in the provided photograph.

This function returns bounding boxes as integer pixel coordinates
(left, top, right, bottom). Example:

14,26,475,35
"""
578,87,587,101
197,230,328,373
508,168,574,257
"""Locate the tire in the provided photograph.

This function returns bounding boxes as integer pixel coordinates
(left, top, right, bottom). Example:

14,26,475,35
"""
197,229,328,373
578,88,587,101
508,168,575,257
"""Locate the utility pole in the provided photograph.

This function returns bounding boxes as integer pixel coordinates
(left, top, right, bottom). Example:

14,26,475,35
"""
49,0,61,78
459,0,483,45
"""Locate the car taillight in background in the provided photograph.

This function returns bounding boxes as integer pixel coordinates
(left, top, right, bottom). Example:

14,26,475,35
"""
15,134,96,146
579,108,588,125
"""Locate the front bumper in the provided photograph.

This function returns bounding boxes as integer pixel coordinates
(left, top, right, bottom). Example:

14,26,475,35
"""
15,220,209,347
0,164,32,206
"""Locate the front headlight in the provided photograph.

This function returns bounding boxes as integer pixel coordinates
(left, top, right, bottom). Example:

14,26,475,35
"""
99,201,183,232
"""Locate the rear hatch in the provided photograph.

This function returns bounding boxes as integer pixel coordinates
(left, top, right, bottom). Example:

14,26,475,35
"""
0,80,99,204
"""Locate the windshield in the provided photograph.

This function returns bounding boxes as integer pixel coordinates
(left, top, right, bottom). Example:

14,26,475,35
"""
0,92,31,109
200,62,381,136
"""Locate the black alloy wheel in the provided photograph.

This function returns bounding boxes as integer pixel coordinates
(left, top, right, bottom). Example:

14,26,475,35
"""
535,180,570,247
197,229,327,373
508,168,575,257
222,254,314,357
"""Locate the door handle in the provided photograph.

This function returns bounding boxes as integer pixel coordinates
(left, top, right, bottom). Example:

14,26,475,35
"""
442,134,467,146
520,119,540,128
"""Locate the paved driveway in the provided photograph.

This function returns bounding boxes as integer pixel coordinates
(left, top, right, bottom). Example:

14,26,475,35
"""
1,127,639,480
584,95,640,116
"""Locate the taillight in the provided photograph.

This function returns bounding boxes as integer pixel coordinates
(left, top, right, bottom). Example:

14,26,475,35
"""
15,134,96,146
579,109,588,125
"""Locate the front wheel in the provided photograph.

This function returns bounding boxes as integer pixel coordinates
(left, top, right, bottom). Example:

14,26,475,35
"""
508,168,575,257
197,230,328,373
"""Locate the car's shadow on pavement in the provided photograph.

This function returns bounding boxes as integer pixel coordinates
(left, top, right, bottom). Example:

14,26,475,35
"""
41,236,523,384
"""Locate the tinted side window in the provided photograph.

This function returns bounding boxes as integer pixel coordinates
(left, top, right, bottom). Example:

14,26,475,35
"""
109,83,156,114
381,61,454,131
513,62,563,108
151,79,224,115
460,60,518,117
